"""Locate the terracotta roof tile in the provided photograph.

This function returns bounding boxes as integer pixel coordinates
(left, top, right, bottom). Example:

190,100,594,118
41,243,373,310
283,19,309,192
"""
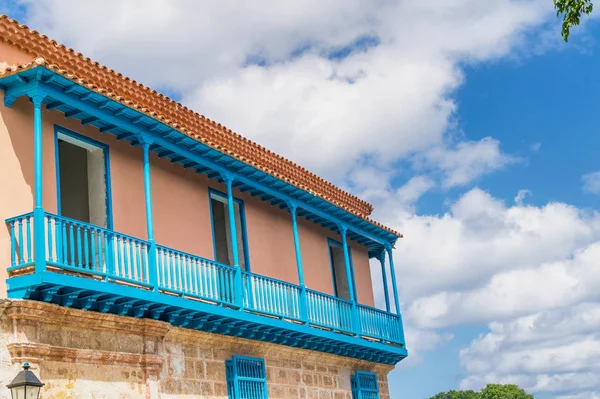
0,15,402,239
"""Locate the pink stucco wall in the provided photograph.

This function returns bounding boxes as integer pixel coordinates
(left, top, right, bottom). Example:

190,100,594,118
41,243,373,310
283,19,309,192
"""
0,43,375,306
151,157,214,259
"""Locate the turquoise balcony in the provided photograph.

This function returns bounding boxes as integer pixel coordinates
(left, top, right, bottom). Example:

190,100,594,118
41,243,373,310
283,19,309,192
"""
0,63,407,365
6,211,406,364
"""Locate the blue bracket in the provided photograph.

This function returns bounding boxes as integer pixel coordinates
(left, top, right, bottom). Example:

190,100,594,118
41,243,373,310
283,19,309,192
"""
97,297,117,313
77,293,103,310
59,289,84,307
149,305,169,320
131,303,151,318
40,286,59,302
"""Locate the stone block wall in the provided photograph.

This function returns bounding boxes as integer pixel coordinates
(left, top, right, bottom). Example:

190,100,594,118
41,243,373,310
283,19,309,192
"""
0,300,393,398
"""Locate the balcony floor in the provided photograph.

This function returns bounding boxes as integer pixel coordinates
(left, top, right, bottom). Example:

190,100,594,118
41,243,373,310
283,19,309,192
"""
7,268,406,365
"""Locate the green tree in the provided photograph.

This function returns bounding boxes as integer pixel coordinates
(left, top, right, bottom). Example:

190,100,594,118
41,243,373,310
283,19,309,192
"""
428,384,534,399
480,384,533,399
554,0,594,41
429,390,479,399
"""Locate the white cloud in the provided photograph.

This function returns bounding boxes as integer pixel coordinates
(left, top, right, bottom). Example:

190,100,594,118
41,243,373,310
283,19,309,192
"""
514,189,531,205
459,303,600,395
409,243,600,328
531,142,542,152
418,138,517,188
386,188,600,310
395,177,436,209
19,0,552,181
558,392,600,399
582,171,600,195
373,187,600,398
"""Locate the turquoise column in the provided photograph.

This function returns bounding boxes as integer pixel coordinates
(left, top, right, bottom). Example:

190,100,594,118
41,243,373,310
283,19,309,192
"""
340,225,359,335
386,245,400,315
378,251,391,312
289,201,308,322
386,244,405,346
223,173,243,308
141,137,158,291
32,93,46,273
224,175,240,267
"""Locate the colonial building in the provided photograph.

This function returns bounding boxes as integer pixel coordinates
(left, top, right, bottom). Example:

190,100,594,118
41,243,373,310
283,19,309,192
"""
0,14,406,399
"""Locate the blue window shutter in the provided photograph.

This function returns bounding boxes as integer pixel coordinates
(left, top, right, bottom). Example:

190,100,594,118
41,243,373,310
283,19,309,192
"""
226,355,268,399
351,371,380,399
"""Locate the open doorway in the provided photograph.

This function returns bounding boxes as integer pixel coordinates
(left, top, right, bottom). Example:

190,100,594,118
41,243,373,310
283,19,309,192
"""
209,189,249,270
55,128,112,269
328,238,357,301
56,128,112,228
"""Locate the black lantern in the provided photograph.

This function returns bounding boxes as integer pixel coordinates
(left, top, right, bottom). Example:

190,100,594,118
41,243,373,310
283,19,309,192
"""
6,362,44,399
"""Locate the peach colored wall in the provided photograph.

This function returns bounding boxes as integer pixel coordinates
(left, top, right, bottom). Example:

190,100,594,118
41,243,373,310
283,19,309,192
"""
49,107,147,240
151,156,213,258
297,220,374,305
0,44,375,306
208,180,375,306
350,240,374,305
0,96,46,298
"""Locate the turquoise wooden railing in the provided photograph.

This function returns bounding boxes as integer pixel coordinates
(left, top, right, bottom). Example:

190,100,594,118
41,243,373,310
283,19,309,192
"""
306,289,353,332
156,244,236,305
357,304,404,343
45,213,152,287
6,213,35,269
6,211,404,344
242,271,302,321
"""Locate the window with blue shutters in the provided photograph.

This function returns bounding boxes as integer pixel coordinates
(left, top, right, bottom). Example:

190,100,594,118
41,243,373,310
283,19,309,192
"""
351,371,380,399
226,355,268,399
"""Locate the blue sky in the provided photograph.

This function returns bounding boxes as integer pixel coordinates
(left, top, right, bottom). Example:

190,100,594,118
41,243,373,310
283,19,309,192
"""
4,1,600,398
455,45,600,211
393,23,600,398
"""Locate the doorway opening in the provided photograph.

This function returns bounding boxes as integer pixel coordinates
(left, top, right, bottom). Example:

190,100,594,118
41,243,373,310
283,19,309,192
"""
55,128,112,269
328,238,356,301
56,129,111,228
209,189,249,270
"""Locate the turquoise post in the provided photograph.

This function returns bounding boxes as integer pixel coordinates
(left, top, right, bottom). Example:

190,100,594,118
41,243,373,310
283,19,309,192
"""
340,225,359,335
386,245,400,314
386,244,406,346
141,137,158,291
379,251,391,312
223,174,243,308
32,93,46,273
289,202,308,322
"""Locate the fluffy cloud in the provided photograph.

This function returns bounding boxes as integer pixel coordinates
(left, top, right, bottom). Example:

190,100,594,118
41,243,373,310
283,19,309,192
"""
514,189,531,205
21,0,551,181
374,184,600,397
387,188,600,311
582,171,600,195
459,303,600,395
558,392,600,399
408,242,600,328
417,138,517,188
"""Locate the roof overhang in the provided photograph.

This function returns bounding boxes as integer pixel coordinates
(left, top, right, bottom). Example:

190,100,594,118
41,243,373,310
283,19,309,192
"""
0,65,400,257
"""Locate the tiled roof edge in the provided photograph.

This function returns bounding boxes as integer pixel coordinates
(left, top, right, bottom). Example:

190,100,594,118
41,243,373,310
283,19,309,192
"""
0,15,403,239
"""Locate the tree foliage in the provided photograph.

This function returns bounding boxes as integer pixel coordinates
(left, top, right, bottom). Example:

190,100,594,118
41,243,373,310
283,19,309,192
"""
554,0,594,41
480,384,534,399
429,390,479,399
429,384,534,399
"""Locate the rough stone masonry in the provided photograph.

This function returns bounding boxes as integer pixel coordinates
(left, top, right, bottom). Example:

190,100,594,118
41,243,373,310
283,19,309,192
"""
0,300,392,398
